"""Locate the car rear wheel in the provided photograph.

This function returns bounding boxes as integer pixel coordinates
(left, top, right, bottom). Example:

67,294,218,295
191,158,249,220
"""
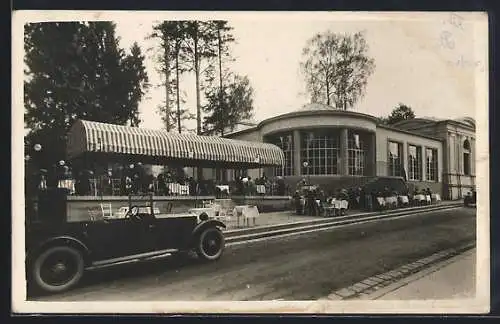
31,246,84,294
196,227,225,261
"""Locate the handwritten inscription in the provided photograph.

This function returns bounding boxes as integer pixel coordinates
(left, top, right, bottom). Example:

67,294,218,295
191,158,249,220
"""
440,13,483,70
440,13,465,50
440,30,455,49
448,13,465,30
449,55,484,71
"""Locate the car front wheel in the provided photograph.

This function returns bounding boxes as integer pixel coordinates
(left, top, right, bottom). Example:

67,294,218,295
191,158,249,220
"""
196,227,225,261
31,246,84,294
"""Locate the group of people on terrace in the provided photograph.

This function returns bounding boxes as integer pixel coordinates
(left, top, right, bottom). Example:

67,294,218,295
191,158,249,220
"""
231,174,288,197
26,159,291,198
293,178,438,217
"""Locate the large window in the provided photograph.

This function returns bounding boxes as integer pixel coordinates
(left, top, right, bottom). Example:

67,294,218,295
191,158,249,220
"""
348,132,365,175
268,133,294,176
463,139,471,175
388,141,403,177
408,144,422,181
300,130,340,175
425,148,438,181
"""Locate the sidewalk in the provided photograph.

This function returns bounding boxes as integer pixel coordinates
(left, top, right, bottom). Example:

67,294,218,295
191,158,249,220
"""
222,200,460,231
222,211,323,230
374,248,476,300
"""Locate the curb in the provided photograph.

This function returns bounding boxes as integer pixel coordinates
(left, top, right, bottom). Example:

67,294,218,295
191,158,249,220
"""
320,242,476,301
224,202,461,238
225,204,461,244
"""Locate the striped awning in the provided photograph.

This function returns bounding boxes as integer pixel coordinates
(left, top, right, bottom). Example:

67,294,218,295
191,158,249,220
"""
66,120,284,166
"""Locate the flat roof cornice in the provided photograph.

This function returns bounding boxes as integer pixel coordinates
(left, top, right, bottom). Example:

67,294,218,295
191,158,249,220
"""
376,124,444,141
257,109,380,128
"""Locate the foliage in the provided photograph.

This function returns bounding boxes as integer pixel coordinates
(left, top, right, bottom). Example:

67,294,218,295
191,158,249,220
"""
150,21,193,133
179,21,220,134
300,31,375,110
382,103,416,125
202,74,254,136
151,20,237,135
155,79,196,132
24,22,149,168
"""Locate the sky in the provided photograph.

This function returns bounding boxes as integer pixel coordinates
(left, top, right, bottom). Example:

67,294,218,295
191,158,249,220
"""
109,12,487,132
20,11,487,133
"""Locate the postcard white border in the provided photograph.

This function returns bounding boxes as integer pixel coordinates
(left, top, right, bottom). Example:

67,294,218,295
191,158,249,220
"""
12,10,490,314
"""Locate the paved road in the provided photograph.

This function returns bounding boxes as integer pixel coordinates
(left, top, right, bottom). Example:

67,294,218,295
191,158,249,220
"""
32,207,476,301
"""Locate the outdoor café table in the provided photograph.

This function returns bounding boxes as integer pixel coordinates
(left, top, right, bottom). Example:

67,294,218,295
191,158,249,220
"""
431,193,442,202
233,205,259,227
326,200,342,217
216,185,230,193
399,195,410,205
167,183,190,195
188,207,216,220
324,205,336,217
414,194,426,205
385,196,398,208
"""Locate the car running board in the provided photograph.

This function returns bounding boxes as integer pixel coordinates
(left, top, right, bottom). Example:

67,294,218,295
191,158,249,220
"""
87,249,180,270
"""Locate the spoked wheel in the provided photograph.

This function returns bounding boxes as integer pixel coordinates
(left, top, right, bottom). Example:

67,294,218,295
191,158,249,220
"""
31,246,84,294
196,228,225,261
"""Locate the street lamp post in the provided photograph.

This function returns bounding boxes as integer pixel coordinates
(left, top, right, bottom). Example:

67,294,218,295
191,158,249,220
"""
303,161,310,185
29,143,47,190
255,154,261,178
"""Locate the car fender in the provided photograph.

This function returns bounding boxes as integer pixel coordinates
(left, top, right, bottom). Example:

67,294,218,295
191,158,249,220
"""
190,220,226,245
28,236,91,265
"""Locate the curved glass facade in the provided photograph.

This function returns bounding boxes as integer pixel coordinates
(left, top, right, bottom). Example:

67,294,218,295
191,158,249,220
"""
348,131,366,176
266,128,372,177
300,130,340,175
266,132,294,176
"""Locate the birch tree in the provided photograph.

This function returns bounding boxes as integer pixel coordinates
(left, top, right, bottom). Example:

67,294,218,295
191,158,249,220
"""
300,31,375,110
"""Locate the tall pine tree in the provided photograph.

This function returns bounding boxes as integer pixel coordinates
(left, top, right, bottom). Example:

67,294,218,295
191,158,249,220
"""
150,21,195,133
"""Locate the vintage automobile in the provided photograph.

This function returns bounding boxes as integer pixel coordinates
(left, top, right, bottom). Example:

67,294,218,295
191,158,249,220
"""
25,188,226,294
464,189,477,208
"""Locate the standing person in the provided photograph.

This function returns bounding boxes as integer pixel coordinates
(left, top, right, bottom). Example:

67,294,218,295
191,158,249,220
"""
187,176,195,197
364,187,374,211
38,169,48,191
102,169,112,196
293,191,302,215
383,186,390,198
306,188,316,216
317,189,326,216
146,173,155,193
157,172,165,195
370,188,378,210
359,186,366,210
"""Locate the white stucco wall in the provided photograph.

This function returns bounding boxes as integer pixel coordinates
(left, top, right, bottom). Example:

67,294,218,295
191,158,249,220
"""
376,126,443,182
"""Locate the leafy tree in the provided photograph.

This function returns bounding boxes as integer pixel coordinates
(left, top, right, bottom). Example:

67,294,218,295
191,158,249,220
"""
300,31,375,110
385,103,416,125
24,22,149,169
202,74,254,136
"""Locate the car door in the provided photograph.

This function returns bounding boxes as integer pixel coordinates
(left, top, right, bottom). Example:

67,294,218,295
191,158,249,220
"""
84,218,146,261
152,214,198,250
